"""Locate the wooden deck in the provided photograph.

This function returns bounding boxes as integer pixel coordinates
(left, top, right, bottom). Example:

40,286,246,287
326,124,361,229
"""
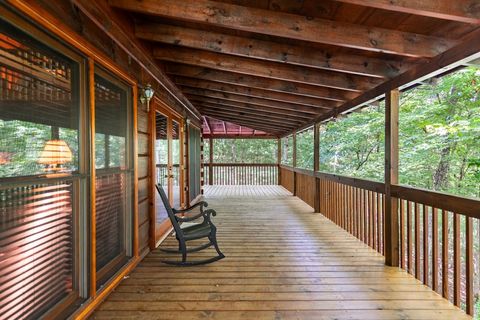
91,186,470,320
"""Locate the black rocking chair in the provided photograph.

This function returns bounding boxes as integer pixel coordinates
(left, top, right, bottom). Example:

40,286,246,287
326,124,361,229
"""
156,184,225,266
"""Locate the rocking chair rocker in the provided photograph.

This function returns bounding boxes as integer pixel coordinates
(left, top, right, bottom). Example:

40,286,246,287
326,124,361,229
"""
156,184,225,266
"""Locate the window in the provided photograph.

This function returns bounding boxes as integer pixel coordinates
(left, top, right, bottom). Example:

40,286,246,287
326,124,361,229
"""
281,135,293,166
0,16,83,318
296,126,314,170
94,69,133,288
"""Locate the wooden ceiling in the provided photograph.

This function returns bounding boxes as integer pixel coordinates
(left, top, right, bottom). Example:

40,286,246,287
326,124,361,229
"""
108,0,480,136
202,116,272,138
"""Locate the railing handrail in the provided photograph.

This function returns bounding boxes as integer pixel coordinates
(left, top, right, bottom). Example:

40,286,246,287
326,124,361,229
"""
280,164,385,193
280,164,480,219
392,184,480,219
207,163,277,167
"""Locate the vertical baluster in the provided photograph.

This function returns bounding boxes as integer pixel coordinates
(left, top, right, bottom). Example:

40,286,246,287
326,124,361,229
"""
375,192,380,253
373,192,378,252
368,191,376,249
466,216,473,315
442,209,449,300
354,187,358,238
415,203,421,280
347,186,354,234
407,201,413,274
453,213,460,307
423,204,429,286
400,199,405,269
432,208,439,293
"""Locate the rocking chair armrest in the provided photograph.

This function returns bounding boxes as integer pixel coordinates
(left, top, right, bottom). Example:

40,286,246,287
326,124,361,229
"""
173,201,208,214
176,209,217,223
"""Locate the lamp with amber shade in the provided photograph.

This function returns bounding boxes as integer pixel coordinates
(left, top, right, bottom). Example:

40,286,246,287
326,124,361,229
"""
38,139,73,173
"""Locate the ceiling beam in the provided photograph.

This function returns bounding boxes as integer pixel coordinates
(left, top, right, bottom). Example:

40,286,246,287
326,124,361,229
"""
198,107,302,128
195,103,306,125
181,86,332,112
190,99,313,120
71,0,201,122
110,0,456,57
136,23,417,78
173,76,342,108
166,64,359,102
186,92,324,115
154,46,382,92
335,0,480,25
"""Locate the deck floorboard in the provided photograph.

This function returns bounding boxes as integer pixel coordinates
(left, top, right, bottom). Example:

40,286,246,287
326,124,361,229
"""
90,185,470,320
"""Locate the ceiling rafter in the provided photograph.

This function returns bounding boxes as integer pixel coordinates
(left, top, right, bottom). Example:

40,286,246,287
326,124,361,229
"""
110,0,457,57
154,46,382,92
189,99,314,120
199,110,299,130
186,93,322,115
335,0,480,24
196,104,306,126
136,22,418,78
172,76,343,107
181,86,332,112
166,64,358,102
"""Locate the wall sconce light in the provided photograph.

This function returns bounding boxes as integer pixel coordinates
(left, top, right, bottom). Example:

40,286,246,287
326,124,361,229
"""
140,84,155,112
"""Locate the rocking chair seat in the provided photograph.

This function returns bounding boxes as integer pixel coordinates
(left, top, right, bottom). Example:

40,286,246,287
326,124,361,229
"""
182,222,212,240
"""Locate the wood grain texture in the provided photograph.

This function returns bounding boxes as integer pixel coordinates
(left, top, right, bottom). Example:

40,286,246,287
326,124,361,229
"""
111,0,455,57
90,186,470,320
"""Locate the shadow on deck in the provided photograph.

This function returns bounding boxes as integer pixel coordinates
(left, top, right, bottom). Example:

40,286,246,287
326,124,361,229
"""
91,186,470,320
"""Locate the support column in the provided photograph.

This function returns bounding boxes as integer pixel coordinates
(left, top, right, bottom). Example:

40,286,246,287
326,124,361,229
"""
313,123,320,213
292,131,297,196
208,137,213,185
277,137,281,185
385,89,400,267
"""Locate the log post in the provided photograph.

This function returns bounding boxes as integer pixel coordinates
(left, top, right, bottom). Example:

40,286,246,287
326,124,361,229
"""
292,131,297,196
277,137,281,185
209,137,213,185
313,123,320,213
385,89,400,267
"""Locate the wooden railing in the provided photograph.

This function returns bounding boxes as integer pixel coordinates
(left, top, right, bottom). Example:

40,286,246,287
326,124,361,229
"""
156,164,180,187
280,165,480,316
204,163,278,185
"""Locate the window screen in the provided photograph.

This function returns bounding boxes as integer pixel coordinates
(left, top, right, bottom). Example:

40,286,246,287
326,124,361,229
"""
0,18,80,319
94,71,132,288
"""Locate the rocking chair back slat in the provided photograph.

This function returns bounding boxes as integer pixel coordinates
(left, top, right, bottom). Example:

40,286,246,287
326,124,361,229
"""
156,184,184,238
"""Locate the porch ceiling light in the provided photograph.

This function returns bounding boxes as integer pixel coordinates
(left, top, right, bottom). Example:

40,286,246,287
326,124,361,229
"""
140,84,155,111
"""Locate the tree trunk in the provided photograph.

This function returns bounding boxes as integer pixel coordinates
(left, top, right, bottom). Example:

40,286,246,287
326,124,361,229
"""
433,145,451,191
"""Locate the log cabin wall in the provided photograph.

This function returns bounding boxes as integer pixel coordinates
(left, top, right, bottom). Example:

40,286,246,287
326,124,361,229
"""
6,0,202,257
136,101,150,257
1,1,202,318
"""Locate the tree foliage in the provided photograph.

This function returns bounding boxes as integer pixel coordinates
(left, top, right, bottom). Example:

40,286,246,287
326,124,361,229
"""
315,66,480,199
211,138,277,163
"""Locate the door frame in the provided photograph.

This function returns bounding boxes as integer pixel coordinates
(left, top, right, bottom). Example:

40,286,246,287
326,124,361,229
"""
149,97,186,248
